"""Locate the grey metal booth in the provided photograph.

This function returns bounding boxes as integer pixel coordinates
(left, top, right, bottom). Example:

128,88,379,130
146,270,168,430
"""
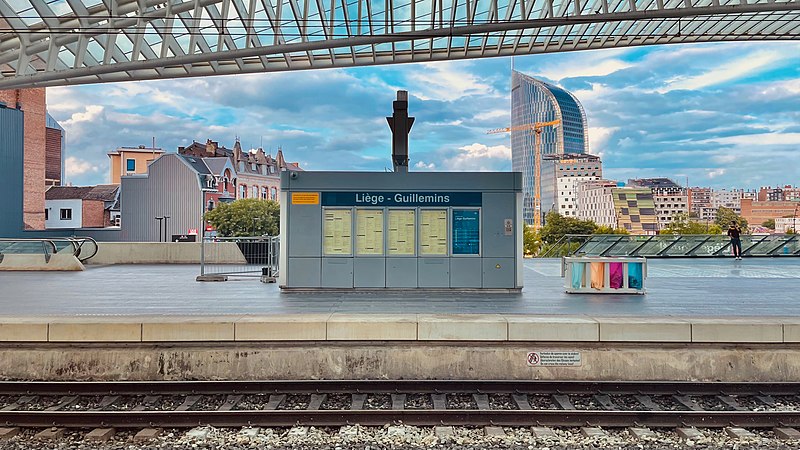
278,171,523,290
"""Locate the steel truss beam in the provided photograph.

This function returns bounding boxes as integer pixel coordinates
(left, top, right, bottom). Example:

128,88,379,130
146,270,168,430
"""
0,0,798,88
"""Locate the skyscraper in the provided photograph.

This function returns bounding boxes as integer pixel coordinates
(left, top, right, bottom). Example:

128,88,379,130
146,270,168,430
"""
511,71,589,225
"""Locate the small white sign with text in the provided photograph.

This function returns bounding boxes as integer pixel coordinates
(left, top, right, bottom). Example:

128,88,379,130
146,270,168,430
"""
526,351,582,367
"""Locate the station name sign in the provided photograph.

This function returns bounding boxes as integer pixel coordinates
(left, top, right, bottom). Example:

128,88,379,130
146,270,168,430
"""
322,192,482,207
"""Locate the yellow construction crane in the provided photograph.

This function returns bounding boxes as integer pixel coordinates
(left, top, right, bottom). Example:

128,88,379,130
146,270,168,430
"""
487,119,561,231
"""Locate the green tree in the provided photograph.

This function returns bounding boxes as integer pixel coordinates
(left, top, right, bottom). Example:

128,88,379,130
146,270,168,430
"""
204,198,280,237
539,211,597,244
714,206,748,231
661,213,723,235
523,224,542,257
762,218,776,230
594,225,629,235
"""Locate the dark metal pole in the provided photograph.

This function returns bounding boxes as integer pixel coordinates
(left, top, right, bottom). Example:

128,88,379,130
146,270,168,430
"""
155,217,163,242
164,216,170,242
386,90,414,173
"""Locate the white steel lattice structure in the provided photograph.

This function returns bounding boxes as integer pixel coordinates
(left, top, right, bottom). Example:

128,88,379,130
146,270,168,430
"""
0,0,798,88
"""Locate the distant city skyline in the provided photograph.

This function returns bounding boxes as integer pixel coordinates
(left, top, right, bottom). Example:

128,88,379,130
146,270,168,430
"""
45,41,800,190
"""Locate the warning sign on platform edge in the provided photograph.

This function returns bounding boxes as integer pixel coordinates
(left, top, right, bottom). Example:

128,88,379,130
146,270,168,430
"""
526,351,582,367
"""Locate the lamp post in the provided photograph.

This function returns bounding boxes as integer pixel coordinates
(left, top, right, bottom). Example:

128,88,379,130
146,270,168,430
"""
154,217,164,242
793,204,798,234
163,216,170,242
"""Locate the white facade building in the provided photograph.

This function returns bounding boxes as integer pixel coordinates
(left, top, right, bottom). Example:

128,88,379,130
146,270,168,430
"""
711,189,743,213
576,180,617,228
775,217,799,233
45,199,82,229
540,154,602,219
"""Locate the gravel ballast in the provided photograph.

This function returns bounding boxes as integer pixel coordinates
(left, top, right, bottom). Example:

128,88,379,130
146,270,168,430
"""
0,425,798,449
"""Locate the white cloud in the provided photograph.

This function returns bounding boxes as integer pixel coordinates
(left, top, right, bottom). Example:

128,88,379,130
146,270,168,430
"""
707,168,726,179
701,133,800,146
587,126,618,158
65,156,100,177
62,105,104,126
407,62,495,102
474,109,508,121
659,51,783,93
442,143,511,171
537,56,633,82
414,161,437,170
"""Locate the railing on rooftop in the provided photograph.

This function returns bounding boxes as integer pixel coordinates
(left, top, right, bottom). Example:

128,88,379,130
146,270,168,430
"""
0,237,98,263
200,235,279,279
541,234,800,258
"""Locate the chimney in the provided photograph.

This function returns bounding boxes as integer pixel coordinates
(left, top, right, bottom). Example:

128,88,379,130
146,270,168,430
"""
386,90,414,173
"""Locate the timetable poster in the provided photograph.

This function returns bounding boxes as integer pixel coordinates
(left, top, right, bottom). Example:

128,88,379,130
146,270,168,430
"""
452,209,480,255
323,209,352,255
419,210,448,255
388,210,416,255
356,209,384,255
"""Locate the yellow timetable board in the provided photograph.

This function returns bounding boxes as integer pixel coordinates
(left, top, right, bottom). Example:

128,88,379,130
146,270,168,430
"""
356,209,384,255
388,210,416,255
323,209,352,255
419,209,448,255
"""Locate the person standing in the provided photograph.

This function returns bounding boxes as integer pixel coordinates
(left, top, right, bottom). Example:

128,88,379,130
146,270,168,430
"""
727,222,742,260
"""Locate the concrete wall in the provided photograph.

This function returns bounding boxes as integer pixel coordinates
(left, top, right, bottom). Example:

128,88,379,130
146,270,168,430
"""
1,342,799,381
0,106,24,238
87,242,246,264
0,253,84,271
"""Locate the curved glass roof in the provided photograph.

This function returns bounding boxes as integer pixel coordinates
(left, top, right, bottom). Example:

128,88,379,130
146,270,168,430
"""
0,0,797,87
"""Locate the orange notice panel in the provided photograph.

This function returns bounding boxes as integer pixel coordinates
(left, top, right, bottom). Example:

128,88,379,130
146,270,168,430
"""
292,192,320,205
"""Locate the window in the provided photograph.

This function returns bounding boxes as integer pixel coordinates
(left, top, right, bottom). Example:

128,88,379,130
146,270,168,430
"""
262,187,268,199
240,185,247,198
44,209,49,220
207,200,215,211
251,186,258,198
126,159,136,172
60,208,72,220
271,187,277,200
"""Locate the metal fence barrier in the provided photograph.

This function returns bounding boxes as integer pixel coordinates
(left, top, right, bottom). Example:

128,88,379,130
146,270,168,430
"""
198,236,279,282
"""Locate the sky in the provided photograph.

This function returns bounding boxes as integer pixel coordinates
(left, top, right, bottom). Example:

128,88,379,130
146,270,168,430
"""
47,40,800,189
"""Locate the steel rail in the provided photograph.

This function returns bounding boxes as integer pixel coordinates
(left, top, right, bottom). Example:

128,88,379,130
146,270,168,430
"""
2,380,799,395
1,409,800,428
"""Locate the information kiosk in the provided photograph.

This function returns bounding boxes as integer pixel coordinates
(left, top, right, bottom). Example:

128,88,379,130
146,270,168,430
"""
279,172,522,290
278,91,523,290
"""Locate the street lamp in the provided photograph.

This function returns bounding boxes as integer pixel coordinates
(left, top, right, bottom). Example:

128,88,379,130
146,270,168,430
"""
793,204,799,234
154,217,164,242
163,216,170,242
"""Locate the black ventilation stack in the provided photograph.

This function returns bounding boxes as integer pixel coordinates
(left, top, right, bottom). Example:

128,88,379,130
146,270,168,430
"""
386,90,415,173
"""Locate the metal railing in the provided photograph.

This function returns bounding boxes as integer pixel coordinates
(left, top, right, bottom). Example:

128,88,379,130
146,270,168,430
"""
543,234,800,258
0,236,98,263
199,236,279,279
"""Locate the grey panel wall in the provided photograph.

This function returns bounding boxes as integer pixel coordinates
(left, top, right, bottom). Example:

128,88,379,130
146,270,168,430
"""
0,107,24,238
121,154,202,242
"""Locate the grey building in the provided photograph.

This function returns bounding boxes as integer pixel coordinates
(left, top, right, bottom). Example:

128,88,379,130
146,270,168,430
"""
511,70,589,225
121,154,218,241
0,105,24,238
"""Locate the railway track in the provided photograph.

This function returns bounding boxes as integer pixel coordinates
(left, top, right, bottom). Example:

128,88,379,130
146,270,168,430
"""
1,380,799,429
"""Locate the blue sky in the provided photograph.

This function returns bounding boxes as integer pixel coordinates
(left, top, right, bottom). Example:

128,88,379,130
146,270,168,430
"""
49,41,800,189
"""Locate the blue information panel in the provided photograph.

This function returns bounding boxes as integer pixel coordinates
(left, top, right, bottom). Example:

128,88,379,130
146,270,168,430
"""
452,209,480,255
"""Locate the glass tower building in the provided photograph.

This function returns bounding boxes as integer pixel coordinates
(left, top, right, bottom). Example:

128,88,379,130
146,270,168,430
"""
511,70,589,225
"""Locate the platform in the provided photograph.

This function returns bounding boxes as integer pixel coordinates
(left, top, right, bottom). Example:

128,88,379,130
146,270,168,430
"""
0,258,798,382
1,258,799,316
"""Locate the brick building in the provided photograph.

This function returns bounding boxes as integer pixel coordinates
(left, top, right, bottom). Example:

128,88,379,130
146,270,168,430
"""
45,185,120,229
179,139,302,202
45,113,65,186
0,88,46,229
741,198,800,228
